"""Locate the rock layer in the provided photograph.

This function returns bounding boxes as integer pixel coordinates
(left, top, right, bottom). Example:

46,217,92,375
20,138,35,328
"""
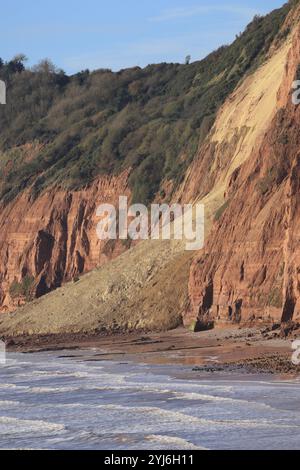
0,170,130,311
185,19,300,328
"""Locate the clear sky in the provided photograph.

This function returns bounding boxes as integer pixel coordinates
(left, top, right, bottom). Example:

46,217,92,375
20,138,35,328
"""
1,0,286,74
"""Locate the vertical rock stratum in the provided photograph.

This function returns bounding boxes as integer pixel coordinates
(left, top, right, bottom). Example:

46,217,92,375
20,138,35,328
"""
0,170,130,311
185,3,300,328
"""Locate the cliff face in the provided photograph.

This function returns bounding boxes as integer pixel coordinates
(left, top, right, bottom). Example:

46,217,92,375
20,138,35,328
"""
0,170,130,311
0,2,298,335
185,17,300,328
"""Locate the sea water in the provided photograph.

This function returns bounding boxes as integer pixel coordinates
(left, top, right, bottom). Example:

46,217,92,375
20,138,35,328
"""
0,350,299,450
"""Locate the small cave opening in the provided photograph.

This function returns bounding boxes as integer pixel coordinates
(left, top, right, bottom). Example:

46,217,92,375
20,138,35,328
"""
234,299,243,322
35,275,51,298
228,300,243,323
202,280,214,312
281,296,295,323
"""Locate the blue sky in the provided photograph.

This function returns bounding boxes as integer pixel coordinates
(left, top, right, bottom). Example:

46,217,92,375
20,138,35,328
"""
1,0,285,74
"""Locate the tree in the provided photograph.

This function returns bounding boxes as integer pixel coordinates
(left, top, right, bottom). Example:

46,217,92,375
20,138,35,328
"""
185,55,191,65
12,53,28,64
7,53,27,74
32,59,58,74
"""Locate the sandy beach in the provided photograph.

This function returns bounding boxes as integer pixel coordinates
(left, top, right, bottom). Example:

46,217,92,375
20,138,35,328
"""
5,325,300,376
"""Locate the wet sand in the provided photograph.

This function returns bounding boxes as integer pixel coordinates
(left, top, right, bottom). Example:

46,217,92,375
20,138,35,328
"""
4,326,300,376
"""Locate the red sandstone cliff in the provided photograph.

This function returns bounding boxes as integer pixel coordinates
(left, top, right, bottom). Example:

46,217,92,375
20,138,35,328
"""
0,170,130,311
0,4,299,334
185,16,300,328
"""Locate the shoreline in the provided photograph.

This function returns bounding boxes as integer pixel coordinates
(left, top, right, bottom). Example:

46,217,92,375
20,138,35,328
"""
4,326,300,376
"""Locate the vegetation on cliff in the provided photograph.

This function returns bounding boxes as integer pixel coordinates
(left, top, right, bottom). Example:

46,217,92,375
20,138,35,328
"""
0,1,293,205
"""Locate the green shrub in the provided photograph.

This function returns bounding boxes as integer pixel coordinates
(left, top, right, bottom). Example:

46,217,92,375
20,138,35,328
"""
9,280,23,299
214,200,230,222
256,164,286,196
268,287,283,308
9,275,35,301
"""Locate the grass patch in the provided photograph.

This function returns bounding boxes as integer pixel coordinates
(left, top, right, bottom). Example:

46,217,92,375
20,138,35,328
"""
214,200,230,222
9,275,35,301
268,286,283,308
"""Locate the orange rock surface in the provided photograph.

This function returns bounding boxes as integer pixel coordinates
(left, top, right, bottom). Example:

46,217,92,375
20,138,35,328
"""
185,17,300,328
0,170,130,311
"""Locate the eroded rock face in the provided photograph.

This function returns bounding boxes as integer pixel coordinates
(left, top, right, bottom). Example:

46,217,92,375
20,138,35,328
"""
1,5,300,333
185,22,300,328
0,170,130,311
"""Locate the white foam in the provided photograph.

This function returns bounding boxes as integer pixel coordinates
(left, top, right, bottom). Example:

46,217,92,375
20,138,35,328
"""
93,404,298,430
0,400,20,407
146,434,207,450
0,383,29,390
0,416,65,435
17,369,102,379
29,386,80,393
169,391,275,410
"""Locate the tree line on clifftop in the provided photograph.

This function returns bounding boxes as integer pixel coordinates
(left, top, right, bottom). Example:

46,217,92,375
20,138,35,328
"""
0,1,293,205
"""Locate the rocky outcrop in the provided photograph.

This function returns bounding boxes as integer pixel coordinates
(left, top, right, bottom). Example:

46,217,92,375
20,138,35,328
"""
185,20,300,328
0,170,130,311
